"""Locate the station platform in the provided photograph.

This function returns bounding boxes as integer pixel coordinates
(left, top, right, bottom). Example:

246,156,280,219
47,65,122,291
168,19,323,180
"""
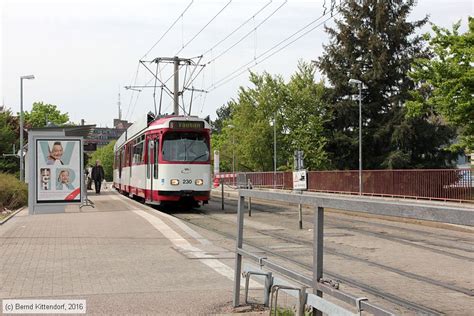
0,189,262,315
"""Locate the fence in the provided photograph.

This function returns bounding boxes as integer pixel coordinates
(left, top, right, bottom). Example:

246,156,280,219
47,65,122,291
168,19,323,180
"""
216,171,287,189
217,169,473,202
233,189,473,315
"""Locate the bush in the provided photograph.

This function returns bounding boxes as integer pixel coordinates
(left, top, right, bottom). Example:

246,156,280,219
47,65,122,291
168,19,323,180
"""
0,173,28,210
89,141,115,182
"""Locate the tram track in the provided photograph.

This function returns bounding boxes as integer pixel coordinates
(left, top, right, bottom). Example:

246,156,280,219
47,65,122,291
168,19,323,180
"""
327,215,474,248
173,212,445,315
256,229,473,297
191,211,473,297
326,224,473,261
215,197,474,259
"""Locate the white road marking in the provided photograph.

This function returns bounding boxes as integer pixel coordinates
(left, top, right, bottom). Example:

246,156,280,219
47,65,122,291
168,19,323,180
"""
109,194,211,245
133,210,261,289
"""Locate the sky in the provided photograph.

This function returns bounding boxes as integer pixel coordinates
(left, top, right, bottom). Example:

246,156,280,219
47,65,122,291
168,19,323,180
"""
1,0,473,128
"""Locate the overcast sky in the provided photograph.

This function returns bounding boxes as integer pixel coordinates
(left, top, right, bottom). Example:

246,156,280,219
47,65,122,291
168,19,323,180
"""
1,0,472,127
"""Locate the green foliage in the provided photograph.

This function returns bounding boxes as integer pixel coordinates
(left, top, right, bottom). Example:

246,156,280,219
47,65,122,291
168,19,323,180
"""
0,110,20,174
211,103,233,134
317,0,457,169
24,102,69,128
89,141,116,181
212,61,330,171
282,62,329,170
407,17,474,151
0,173,28,210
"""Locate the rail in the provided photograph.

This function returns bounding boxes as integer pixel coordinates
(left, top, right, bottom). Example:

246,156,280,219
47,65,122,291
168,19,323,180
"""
232,189,473,315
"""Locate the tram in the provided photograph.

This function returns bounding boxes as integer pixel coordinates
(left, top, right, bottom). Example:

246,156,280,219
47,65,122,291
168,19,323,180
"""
113,114,211,207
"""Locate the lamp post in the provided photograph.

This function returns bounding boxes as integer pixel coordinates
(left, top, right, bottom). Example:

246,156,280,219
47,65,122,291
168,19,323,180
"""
273,113,277,189
348,78,362,195
228,124,235,186
20,75,35,182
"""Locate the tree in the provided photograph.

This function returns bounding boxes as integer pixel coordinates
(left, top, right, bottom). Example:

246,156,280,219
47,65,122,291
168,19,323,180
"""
0,110,20,175
211,103,233,134
282,62,329,170
317,0,458,169
89,141,116,181
407,17,474,151
24,102,69,128
212,61,330,171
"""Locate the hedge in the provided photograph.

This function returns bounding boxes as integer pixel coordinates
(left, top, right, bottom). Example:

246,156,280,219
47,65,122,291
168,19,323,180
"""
0,173,28,210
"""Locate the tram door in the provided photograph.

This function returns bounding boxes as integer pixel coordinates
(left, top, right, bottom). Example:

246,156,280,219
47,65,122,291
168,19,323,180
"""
146,136,159,202
146,137,154,202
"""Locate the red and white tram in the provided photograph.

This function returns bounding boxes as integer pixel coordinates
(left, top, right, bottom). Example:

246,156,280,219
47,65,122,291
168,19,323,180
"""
113,114,211,207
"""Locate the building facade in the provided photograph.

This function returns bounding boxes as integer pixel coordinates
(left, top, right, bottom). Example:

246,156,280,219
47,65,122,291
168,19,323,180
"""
83,119,132,153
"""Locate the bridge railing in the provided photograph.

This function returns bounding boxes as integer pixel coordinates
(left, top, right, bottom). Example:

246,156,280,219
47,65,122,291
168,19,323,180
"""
216,171,287,189
233,189,473,315
218,169,473,202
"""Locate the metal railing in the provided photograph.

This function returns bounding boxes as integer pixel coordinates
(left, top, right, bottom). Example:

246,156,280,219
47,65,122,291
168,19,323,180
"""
233,189,474,315
216,171,286,189
221,169,473,202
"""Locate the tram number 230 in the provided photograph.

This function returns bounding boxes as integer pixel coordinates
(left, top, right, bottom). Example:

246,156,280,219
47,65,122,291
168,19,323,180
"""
183,179,192,184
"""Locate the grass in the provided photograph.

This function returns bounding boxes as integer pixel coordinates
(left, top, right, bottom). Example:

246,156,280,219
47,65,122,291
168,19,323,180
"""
0,173,27,220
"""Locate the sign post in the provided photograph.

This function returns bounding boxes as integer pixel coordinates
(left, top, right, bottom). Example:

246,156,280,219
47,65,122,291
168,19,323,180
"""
214,150,224,211
293,150,307,229
214,150,220,176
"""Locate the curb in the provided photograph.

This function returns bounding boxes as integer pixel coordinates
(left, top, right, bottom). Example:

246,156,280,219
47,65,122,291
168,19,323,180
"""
0,207,26,225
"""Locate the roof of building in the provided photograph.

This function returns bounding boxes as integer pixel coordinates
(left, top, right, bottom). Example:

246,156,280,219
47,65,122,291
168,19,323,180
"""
29,125,96,138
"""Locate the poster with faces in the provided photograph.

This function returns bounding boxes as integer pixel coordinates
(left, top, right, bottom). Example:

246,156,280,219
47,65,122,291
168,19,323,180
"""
36,139,82,203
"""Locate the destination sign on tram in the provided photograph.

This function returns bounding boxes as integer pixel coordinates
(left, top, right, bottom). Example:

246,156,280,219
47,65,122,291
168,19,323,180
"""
170,121,205,129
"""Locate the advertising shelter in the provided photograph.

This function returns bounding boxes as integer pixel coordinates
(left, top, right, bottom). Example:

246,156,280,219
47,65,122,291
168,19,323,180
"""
26,126,92,214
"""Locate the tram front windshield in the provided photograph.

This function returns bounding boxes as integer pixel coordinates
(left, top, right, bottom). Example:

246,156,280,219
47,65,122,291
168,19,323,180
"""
162,132,209,162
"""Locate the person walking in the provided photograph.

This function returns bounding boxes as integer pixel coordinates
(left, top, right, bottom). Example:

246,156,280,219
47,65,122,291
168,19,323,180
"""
91,160,105,194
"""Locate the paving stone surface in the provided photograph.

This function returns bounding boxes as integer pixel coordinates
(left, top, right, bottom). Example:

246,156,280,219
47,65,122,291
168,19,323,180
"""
0,190,256,315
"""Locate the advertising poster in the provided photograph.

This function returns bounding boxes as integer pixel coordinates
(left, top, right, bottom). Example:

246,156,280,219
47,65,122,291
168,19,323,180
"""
36,139,82,203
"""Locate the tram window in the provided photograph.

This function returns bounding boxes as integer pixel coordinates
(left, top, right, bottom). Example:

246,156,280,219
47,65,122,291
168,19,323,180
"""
123,147,126,165
133,140,144,164
162,132,209,162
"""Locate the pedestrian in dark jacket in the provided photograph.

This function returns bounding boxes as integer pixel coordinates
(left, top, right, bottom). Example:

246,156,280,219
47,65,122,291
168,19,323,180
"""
91,160,105,194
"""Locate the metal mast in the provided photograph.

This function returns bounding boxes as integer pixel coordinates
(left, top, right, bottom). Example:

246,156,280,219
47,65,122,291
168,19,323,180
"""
135,56,206,116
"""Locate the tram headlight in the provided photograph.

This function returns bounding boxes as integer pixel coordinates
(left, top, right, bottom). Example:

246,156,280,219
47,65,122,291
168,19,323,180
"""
195,179,203,186
170,179,179,185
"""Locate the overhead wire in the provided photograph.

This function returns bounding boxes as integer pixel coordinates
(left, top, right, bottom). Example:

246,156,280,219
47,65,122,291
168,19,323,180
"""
201,0,273,57
198,70,207,115
205,0,288,66
174,0,233,56
188,3,342,112
156,0,234,95
125,61,141,120
126,1,193,121
131,1,340,119
129,88,143,121
158,0,276,108
141,0,194,59
178,0,286,111
208,5,342,91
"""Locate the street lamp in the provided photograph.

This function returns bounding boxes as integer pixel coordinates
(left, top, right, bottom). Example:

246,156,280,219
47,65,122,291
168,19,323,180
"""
348,78,363,195
273,113,277,189
20,75,35,182
227,124,235,186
